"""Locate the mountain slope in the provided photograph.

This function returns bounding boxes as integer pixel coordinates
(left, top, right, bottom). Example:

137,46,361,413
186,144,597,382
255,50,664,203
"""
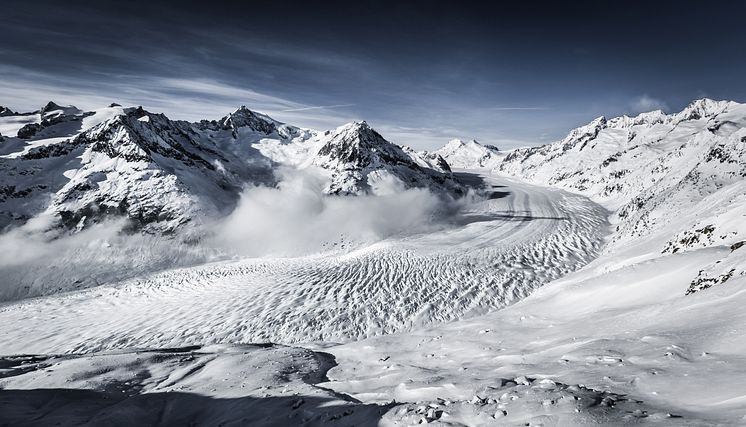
310,121,462,195
197,105,315,164
0,104,274,235
497,98,746,294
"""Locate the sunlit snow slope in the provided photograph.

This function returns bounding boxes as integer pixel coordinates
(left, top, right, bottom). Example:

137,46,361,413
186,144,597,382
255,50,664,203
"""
0,171,607,354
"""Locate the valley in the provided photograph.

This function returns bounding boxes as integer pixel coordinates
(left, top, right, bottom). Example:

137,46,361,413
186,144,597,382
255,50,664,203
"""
1,98,746,426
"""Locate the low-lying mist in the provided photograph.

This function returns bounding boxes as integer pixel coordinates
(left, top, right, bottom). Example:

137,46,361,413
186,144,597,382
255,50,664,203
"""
210,169,465,257
0,170,479,301
0,220,215,301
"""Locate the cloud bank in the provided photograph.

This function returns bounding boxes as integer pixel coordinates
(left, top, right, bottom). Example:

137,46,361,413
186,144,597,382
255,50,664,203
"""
211,169,458,257
0,221,215,301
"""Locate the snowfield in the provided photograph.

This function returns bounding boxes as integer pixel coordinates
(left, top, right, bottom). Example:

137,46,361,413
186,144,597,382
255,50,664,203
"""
324,241,746,425
0,344,393,426
2,98,746,426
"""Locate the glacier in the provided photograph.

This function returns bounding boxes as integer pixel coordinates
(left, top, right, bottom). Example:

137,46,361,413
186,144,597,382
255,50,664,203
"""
1,98,746,425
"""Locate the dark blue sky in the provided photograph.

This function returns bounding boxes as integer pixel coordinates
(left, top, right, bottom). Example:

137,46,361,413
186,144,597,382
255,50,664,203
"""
2,0,745,149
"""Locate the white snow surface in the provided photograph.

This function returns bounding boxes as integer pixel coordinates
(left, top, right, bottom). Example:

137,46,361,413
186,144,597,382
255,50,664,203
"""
0,172,607,352
324,244,746,425
431,138,504,169
0,344,391,426
3,98,746,425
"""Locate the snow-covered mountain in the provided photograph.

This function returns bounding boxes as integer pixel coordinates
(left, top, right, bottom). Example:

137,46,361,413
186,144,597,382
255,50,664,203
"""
310,121,461,195
248,118,460,195
0,104,274,235
430,138,503,169
497,98,746,294
196,105,315,162
0,103,462,235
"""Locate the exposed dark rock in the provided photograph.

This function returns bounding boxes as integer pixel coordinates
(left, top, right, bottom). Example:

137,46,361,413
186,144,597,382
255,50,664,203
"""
17,123,42,139
0,106,17,117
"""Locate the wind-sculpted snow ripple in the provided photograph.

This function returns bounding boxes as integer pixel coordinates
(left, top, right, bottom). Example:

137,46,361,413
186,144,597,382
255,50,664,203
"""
0,173,609,354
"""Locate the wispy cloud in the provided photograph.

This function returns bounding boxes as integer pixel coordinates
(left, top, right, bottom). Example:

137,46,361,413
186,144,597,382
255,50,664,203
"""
629,94,668,113
0,65,354,131
489,107,548,111
154,77,301,110
281,104,355,112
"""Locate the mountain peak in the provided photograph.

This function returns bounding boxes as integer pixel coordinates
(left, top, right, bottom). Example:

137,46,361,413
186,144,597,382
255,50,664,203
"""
328,121,379,143
40,102,82,118
590,116,607,126
41,101,63,111
606,110,667,129
230,105,276,120
571,99,737,136
442,139,488,152
445,139,466,149
559,116,607,150
338,120,370,132
232,105,253,114
327,120,383,147
221,106,277,134
314,121,462,195
572,116,607,133
676,98,732,121
686,97,726,109
433,138,502,169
